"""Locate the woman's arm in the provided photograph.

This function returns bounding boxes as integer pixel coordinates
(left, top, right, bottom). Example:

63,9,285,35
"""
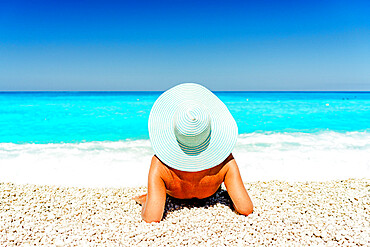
223,155,253,215
141,156,167,223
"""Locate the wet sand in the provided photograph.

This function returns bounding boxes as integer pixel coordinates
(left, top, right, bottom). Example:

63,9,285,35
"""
0,179,369,246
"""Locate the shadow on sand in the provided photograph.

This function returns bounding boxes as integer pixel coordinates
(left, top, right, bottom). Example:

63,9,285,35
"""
162,188,234,219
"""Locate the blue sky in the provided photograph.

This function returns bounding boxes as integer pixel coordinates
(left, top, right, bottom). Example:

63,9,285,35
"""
0,0,369,91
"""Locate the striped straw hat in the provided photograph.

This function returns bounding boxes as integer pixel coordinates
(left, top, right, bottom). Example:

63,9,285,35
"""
148,83,238,172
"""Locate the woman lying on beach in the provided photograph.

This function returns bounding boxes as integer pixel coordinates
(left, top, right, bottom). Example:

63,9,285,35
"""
133,83,253,223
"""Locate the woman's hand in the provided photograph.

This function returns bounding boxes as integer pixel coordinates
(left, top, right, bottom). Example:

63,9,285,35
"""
132,194,147,205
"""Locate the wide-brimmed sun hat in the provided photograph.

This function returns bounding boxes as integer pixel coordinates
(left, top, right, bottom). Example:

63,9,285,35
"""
148,83,238,172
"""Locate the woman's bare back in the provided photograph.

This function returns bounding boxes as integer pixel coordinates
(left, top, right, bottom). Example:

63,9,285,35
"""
159,154,233,199
133,153,253,222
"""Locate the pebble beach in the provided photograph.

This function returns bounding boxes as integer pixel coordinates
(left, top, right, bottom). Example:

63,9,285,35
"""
1,179,369,246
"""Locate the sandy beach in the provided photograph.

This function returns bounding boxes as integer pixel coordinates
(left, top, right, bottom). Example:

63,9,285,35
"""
1,179,369,246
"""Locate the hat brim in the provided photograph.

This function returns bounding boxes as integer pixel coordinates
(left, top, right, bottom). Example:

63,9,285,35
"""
148,83,238,172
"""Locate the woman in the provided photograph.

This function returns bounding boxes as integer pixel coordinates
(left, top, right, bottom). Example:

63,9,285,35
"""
133,83,253,223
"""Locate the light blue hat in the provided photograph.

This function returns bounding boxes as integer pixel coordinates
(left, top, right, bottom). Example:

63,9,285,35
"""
148,83,238,172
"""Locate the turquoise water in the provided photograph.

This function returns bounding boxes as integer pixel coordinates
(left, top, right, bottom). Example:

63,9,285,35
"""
1,91,369,186
0,92,369,144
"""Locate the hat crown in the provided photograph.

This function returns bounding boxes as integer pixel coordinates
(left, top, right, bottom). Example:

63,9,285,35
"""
174,103,211,148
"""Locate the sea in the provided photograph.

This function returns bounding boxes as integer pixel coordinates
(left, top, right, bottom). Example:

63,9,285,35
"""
0,91,369,187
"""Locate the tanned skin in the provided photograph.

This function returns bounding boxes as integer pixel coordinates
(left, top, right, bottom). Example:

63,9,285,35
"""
133,153,253,223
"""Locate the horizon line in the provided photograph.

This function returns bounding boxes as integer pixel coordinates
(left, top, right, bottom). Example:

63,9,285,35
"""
1,90,370,93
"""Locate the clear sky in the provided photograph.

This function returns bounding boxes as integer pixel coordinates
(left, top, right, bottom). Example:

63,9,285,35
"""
0,0,369,91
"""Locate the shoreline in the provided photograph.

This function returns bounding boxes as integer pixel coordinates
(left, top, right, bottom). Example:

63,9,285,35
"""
2,131,370,188
1,179,369,246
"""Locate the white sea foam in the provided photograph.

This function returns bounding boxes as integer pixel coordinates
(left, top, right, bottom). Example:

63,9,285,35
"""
0,131,369,187
234,131,370,182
